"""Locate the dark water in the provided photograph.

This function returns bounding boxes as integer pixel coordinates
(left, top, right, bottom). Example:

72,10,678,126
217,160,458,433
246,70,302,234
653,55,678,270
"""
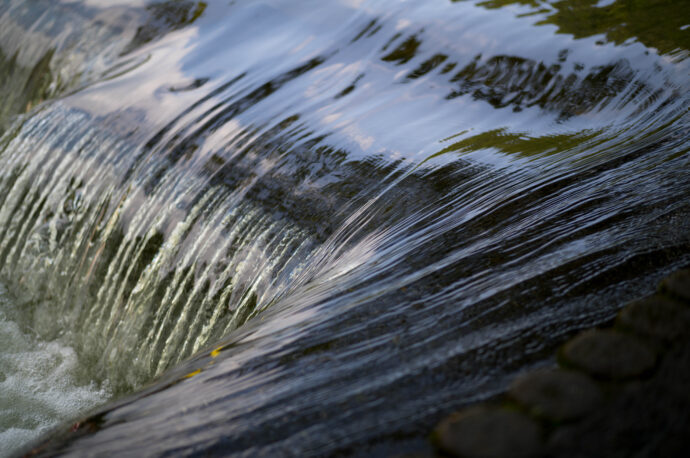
0,0,689,455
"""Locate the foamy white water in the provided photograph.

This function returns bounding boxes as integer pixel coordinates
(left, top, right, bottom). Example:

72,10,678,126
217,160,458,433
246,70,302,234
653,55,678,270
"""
0,284,110,457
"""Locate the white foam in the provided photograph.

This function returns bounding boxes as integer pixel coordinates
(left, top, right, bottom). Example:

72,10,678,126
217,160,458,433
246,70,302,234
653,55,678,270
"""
0,286,110,457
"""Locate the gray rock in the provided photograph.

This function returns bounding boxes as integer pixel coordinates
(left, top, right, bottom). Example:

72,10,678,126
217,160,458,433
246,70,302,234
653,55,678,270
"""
434,406,542,457
616,295,690,343
660,269,690,303
560,329,656,379
509,368,602,422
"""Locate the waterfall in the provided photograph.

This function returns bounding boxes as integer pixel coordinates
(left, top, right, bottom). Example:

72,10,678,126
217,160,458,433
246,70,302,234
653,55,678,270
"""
1,0,689,455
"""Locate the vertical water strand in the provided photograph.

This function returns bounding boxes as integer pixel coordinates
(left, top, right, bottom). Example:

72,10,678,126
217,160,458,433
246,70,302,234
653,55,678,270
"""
0,107,324,389
158,195,264,368
0,110,83,281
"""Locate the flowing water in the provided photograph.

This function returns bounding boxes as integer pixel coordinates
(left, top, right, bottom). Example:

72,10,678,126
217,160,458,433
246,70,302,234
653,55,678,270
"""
0,0,689,455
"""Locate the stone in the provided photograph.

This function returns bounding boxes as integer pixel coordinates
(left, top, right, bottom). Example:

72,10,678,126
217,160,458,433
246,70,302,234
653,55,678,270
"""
616,295,690,343
659,269,690,303
509,368,602,422
560,329,656,379
434,406,542,457
392,453,435,458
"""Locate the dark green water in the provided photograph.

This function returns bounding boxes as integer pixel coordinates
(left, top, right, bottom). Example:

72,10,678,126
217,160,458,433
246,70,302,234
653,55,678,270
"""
0,0,688,455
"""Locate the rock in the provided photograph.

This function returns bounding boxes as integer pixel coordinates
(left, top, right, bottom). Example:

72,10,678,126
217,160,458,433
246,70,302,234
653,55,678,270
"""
659,269,690,303
509,368,602,422
547,363,690,458
433,406,542,457
560,329,656,379
616,295,690,343
392,453,435,458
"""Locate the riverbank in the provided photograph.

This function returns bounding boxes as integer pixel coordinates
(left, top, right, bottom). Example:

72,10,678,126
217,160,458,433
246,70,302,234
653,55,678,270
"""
421,268,690,457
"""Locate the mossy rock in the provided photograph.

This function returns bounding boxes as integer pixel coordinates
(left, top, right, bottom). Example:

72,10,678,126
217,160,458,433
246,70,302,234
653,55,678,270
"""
616,295,690,343
559,329,656,379
659,270,690,304
433,405,542,457
509,368,602,422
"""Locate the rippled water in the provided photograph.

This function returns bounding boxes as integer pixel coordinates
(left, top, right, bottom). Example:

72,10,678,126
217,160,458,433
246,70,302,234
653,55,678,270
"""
1,0,689,455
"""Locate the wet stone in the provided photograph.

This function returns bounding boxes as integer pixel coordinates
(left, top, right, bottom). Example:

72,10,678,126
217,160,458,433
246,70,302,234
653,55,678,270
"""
434,406,542,457
560,329,656,379
616,295,690,343
659,269,690,303
509,368,602,422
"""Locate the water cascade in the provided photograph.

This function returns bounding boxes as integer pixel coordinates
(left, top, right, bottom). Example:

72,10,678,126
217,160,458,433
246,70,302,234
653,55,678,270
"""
0,0,689,455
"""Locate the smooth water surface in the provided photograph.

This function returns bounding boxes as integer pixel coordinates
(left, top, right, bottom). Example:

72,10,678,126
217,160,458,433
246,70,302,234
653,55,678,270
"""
0,0,689,455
